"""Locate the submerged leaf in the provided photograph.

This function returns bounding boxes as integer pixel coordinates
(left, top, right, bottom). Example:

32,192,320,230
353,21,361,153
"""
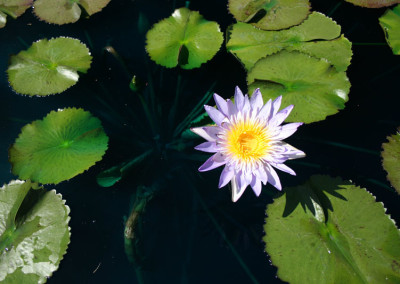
0,0,32,28
344,0,400,8
146,7,223,69
0,180,70,283
264,175,400,284
227,12,352,71
9,108,109,184
33,0,110,25
247,50,350,123
379,4,400,55
228,0,310,30
7,37,92,96
382,127,400,193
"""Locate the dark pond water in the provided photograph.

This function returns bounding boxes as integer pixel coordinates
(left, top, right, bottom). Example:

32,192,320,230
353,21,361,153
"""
1,0,400,283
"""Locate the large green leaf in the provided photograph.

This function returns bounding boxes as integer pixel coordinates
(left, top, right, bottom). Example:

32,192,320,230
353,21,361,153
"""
33,0,110,25
382,128,400,193
0,180,70,283
145,7,223,69
9,108,109,184
7,37,92,96
264,175,400,284
379,4,400,55
227,12,352,71
228,0,310,30
0,0,32,28
247,50,350,123
344,0,400,8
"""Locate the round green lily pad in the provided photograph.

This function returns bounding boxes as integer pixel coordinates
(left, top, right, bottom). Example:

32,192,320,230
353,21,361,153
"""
145,7,223,69
264,175,400,284
33,0,111,25
7,37,92,96
0,0,32,28
0,180,70,283
344,0,400,8
228,0,311,30
9,108,109,184
382,128,400,193
379,4,400,55
247,50,350,123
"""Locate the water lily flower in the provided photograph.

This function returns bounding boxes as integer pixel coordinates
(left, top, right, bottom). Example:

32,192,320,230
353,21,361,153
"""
191,87,305,202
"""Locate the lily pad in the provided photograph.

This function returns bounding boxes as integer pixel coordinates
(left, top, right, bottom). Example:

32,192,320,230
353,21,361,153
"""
33,0,111,25
0,180,70,283
247,50,350,123
9,108,109,184
228,0,310,30
0,0,32,28
382,128,400,193
344,0,400,8
264,175,400,284
379,4,400,55
145,7,223,69
227,12,352,71
7,37,92,96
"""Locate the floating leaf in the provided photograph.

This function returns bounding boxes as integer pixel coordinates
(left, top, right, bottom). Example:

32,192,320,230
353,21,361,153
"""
227,12,352,71
9,108,109,184
264,175,400,284
247,51,350,123
379,4,400,55
382,127,400,193
145,7,223,69
7,37,92,96
228,0,310,30
344,0,400,8
0,180,70,283
33,0,110,25
0,0,32,28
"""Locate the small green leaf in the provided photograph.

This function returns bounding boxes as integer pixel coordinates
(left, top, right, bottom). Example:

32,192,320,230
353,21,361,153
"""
382,127,400,193
344,0,400,8
0,180,70,283
264,175,400,284
33,0,111,25
379,4,400,55
247,50,350,123
7,37,92,96
9,108,109,184
0,0,32,28
227,12,352,71
228,0,310,30
145,7,223,69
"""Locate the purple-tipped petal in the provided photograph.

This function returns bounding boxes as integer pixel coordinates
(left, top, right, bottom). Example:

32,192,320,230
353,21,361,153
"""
219,166,235,188
204,105,226,126
273,122,303,140
191,126,220,142
271,96,282,117
242,95,251,114
213,93,230,116
269,105,294,127
258,99,272,121
271,163,296,176
194,141,221,153
226,99,237,117
265,164,282,190
250,89,263,112
199,153,227,172
234,86,245,111
250,175,262,196
232,174,247,202
254,166,268,185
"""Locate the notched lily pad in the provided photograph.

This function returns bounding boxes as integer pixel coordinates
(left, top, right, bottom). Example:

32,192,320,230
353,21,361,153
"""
344,0,400,8
227,12,352,71
0,0,32,28
145,7,223,69
228,0,311,30
264,175,400,284
33,0,111,25
379,4,400,55
9,108,109,184
7,37,92,96
0,180,70,283
382,127,400,193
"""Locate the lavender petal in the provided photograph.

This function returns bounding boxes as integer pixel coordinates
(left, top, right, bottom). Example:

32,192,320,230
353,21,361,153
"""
271,96,282,117
250,88,263,112
250,175,262,196
204,105,226,126
194,141,221,153
232,174,247,202
271,163,296,176
219,165,235,188
199,153,227,172
191,126,220,142
234,86,245,111
269,105,294,127
265,164,282,190
273,123,303,140
258,98,272,121
242,95,251,114
213,93,229,117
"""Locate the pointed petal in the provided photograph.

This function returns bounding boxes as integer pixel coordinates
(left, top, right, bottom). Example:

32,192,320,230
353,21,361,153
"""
250,88,263,112
194,141,221,153
226,99,237,117
242,95,251,114
250,175,262,196
234,86,245,111
199,153,227,172
254,166,268,185
265,164,282,190
273,123,303,140
213,93,229,116
231,174,247,202
272,163,296,176
258,98,272,121
271,96,282,117
269,105,294,127
219,165,235,188
204,105,226,126
191,126,220,142
277,142,306,160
